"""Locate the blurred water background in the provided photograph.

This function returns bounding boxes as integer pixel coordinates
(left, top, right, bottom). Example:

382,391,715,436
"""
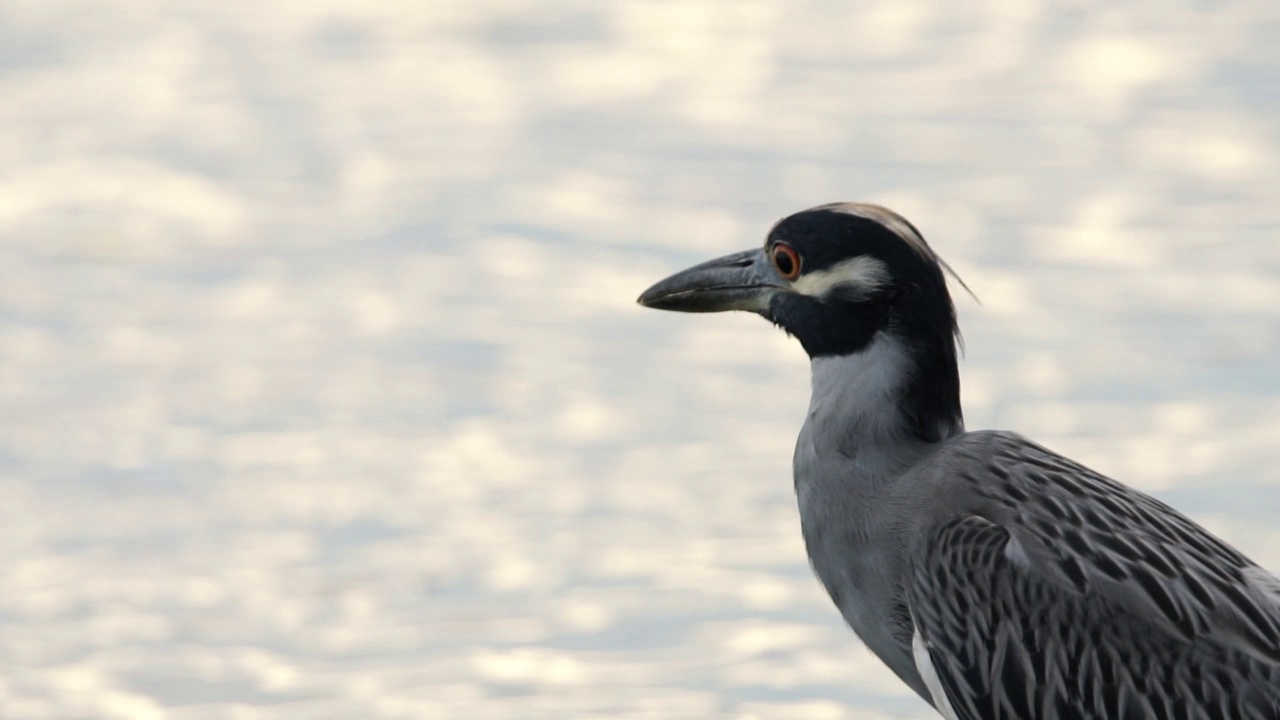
2,1,1280,718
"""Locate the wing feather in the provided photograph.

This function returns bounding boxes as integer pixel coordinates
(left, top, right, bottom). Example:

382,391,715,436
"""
907,432,1280,719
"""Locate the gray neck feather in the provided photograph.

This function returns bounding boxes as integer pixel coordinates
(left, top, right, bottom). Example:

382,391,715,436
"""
805,333,959,481
796,332,949,700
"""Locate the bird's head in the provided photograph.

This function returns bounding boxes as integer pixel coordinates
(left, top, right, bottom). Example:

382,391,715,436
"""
639,202,968,441
638,202,963,358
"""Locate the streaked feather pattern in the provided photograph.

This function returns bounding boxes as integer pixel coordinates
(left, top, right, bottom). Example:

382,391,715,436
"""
907,431,1280,719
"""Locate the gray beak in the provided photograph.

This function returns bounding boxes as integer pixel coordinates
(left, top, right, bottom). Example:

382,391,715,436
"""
637,248,782,313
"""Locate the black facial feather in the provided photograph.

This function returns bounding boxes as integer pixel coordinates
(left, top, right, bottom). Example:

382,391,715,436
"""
765,209,964,442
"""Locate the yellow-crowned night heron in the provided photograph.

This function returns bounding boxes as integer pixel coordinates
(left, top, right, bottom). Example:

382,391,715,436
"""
638,202,1280,719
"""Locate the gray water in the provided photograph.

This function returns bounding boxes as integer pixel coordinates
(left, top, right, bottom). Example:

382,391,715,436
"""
2,2,1279,718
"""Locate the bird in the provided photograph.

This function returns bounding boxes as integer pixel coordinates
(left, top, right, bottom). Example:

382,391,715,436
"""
637,202,1280,719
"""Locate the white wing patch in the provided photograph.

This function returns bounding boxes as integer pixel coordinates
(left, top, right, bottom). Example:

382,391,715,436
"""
791,255,890,298
913,627,959,720
1003,535,1031,570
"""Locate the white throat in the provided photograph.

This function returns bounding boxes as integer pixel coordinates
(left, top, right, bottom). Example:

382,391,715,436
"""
806,333,914,460
803,333,926,476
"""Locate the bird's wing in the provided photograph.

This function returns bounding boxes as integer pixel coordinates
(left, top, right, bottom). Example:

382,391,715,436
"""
906,432,1280,719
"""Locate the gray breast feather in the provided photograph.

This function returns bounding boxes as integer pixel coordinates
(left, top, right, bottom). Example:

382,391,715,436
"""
906,431,1280,718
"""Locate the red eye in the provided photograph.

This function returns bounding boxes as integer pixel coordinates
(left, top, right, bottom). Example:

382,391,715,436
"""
771,243,801,280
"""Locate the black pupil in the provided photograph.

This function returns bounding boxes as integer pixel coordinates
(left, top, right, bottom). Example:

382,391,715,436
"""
775,248,794,275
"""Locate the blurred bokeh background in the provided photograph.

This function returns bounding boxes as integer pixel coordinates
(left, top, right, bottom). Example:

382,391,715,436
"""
2,1,1279,718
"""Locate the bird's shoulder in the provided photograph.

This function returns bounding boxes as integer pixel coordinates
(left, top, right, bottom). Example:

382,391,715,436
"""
911,429,1280,666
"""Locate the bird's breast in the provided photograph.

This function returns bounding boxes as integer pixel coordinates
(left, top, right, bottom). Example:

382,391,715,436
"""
793,429,929,697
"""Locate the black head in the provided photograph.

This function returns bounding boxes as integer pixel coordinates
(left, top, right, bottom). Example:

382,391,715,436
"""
762,203,962,358
638,203,962,355
638,202,967,440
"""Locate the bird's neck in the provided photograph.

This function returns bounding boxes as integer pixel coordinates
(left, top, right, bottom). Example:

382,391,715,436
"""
807,332,963,469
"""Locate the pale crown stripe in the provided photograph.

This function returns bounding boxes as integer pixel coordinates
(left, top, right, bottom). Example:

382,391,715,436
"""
810,202,934,260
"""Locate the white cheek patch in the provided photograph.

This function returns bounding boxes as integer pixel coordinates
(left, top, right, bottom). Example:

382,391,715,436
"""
791,255,890,298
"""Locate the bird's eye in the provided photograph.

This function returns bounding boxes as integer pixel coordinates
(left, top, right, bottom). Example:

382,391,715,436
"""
771,243,801,280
